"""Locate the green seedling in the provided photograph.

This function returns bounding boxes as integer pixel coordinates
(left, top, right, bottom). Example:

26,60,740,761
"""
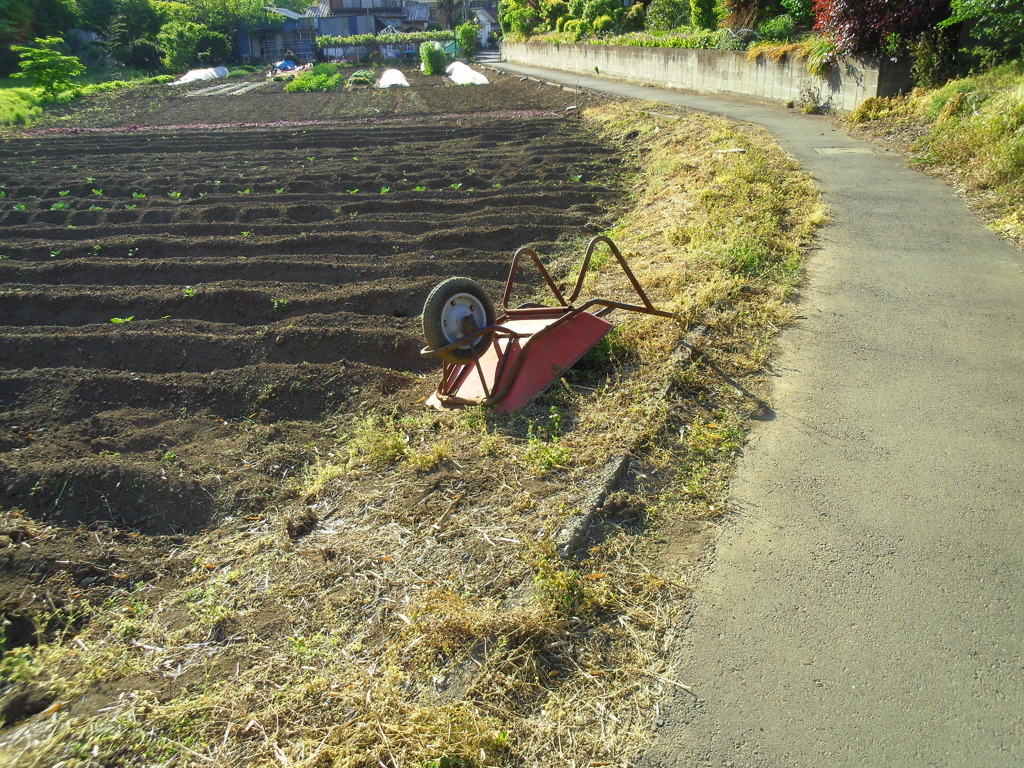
413,186,426,191
12,204,26,211
132,192,146,199
182,286,197,298
92,245,102,255
168,191,181,199
380,186,390,194
275,188,285,194
86,176,95,183
89,205,102,211
240,230,252,238
450,183,462,189
110,316,134,323
347,189,359,194
91,189,103,196
238,188,251,195
125,204,137,210
50,202,69,210
59,190,70,196
271,298,289,313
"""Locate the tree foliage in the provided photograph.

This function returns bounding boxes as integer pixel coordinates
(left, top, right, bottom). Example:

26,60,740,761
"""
944,0,1024,64
781,0,814,26
11,35,84,98
456,20,478,56
498,0,542,36
813,0,951,57
690,0,716,30
646,0,690,32
158,19,229,71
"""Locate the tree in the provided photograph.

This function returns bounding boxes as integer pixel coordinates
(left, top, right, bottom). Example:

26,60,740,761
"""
1,0,80,73
158,20,208,71
79,0,121,34
456,19,478,56
11,36,85,98
498,0,542,36
813,0,951,57
944,0,1024,64
781,0,814,26
541,0,569,29
646,0,689,31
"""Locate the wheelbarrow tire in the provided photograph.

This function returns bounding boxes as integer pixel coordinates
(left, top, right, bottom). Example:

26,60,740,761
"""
422,277,496,364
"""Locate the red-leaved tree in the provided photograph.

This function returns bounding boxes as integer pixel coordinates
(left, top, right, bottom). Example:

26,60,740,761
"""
814,0,951,56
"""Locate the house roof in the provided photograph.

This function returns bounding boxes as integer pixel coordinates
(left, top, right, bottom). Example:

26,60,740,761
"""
265,6,305,19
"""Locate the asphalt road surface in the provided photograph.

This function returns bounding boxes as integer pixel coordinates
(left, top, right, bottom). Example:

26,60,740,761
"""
486,56,1024,767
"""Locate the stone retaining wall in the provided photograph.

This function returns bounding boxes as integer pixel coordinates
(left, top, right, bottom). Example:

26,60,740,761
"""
501,41,911,112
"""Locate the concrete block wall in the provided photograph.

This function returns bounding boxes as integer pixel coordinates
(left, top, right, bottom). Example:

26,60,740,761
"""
501,42,911,112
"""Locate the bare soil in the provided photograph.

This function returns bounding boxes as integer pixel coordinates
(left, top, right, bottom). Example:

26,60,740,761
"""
0,69,622,633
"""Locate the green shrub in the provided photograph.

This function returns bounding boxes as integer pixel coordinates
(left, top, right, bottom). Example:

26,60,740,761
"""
580,0,617,24
121,39,164,71
227,68,248,78
317,31,454,48
544,0,570,27
592,14,614,33
758,14,796,41
563,19,586,42
420,40,449,74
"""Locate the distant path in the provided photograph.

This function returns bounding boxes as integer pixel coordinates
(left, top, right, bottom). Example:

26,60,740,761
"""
485,58,1024,766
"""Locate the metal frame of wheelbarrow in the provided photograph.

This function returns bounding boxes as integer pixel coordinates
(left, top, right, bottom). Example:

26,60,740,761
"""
421,236,674,414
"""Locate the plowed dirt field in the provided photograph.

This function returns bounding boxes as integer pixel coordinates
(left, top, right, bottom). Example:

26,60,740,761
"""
0,70,622,613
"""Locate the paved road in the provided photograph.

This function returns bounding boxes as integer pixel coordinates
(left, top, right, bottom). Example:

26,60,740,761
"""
485,58,1024,766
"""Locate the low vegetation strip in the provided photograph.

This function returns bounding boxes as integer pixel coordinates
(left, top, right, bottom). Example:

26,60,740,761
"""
0,85,823,766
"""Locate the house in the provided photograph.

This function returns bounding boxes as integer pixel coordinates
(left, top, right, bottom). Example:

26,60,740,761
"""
240,8,318,63
240,3,431,63
306,0,431,36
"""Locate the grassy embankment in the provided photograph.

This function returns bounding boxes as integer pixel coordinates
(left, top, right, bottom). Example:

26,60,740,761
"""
849,61,1024,245
0,102,823,767
0,72,185,128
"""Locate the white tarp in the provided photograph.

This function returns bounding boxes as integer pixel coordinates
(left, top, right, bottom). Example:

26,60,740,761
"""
173,66,229,84
378,69,410,88
445,61,488,85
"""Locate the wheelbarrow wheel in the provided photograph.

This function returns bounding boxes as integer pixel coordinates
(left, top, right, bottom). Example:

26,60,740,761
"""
422,277,496,364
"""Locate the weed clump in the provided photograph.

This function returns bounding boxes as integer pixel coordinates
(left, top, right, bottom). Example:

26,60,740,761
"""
284,64,343,92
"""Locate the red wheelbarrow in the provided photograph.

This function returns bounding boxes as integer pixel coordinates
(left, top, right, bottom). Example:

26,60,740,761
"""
420,236,674,414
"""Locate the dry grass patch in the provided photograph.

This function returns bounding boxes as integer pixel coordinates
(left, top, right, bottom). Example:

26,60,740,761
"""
0,102,823,768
